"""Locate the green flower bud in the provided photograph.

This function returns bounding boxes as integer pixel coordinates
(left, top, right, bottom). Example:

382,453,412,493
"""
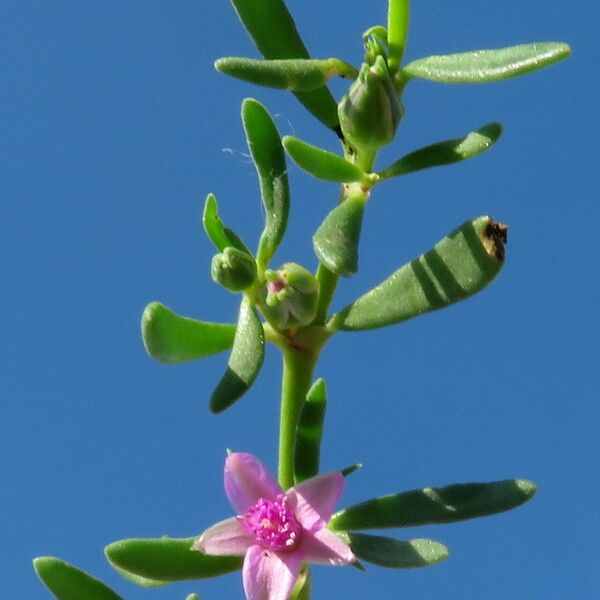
211,247,257,292
338,55,403,154
262,263,319,329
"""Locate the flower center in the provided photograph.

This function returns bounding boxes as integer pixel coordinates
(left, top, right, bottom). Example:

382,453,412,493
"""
242,494,302,551
267,278,286,294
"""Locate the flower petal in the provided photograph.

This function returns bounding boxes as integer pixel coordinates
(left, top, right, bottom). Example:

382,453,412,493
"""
298,528,355,566
242,544,301,600
225,453,283,515
192,516,253,556
287,472,344,532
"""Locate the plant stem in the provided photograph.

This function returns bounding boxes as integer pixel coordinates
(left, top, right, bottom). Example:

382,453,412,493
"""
278,345,318,490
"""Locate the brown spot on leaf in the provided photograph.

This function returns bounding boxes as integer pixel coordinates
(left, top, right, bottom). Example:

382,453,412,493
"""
483,219,508,261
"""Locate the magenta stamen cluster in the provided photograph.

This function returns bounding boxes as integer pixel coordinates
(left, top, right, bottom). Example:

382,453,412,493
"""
242,493,302,551
267,278,286,293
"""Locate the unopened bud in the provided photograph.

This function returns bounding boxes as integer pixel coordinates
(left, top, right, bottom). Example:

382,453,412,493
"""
262,263,319,329
211,247,257,292
338,55,403,154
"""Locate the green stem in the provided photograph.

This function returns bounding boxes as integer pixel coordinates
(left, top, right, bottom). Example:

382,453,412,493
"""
278,346,318,490
387,0,410,74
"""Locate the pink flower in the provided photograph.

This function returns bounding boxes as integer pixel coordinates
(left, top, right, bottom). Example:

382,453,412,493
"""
193,453,355,600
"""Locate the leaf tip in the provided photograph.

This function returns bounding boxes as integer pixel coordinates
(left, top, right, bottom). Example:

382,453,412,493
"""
556,42,572,59
103,541,118,562
482,218,508,261
484,122,503,139
515,479,537,499
140,301,166,359
341,463,363,477
32,556,49,573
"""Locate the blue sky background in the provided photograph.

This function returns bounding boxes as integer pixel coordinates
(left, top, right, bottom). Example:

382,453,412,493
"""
2,1,598,598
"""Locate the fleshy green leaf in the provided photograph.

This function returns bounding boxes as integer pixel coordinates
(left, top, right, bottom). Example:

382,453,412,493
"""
110,563,167,588
313,197,366,276
230,0,339,130
141,302,236,364
387,0,410,73
215,57,357,91
283,136,368,183
141,302,235,364
105,537,242,584
210,297,265,413
242,98,289,269
185,595,200,600
33,557,123,600
294,378,328,484
377,123,502,181
202,193,251,255
403,42,571,84
329,216,506,331
338,533,448,568
329,479,537,531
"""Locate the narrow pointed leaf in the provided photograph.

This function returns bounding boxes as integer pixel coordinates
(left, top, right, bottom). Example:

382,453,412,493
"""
329,479,537,531
338,533,448,568
387,0,410,73
203,193,251,255
242,98,289,268
210,298,264,413
378,123,502,181
403,42,571,84
313,197,366,276
294,378,328,484
329,216,506,331
283,136,367,183
341,463,363,477
141,302,236,364
230,0,339,130
215,57,357,91
33,557,123,600
105,538,242,584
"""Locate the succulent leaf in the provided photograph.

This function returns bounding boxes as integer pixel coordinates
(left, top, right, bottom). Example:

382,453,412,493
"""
141,302,236,364
230,0,340,130
329,216,506,330
313,197,366,277
105,537,242,584
33,557,123,600
242,98,289,269
338,533,448,568
378,123,502,180
294,378,328,484
283,135,367,183
403,42,571,83
329,479,537,530
215,57,357,91
210,298,265,413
